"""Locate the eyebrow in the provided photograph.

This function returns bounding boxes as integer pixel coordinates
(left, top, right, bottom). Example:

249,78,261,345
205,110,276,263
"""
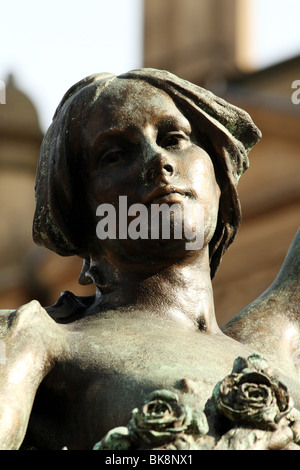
89,126,141,150
156,114,192,133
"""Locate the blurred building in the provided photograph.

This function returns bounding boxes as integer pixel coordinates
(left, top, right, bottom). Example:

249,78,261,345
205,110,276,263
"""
0,74,43,307
0,75,95,309
0,0,299,327
144,0,237,88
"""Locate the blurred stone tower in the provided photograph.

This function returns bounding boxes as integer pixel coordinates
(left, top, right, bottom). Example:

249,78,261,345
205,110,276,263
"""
0,74,43,304
0,75,95,309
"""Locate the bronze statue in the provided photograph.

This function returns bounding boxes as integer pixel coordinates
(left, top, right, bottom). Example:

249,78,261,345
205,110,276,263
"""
0,69,299,450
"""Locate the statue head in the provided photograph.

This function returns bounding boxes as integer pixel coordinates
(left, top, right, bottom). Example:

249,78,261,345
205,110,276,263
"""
33,68,261,281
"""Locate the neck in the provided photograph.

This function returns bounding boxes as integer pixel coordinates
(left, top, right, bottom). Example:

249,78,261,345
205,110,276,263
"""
86,246,220,333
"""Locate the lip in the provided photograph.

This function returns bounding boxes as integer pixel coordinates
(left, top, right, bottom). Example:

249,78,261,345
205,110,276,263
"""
143,186,187,204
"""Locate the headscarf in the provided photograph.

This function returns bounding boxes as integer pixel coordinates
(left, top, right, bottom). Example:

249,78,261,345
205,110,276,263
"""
33,68,261,279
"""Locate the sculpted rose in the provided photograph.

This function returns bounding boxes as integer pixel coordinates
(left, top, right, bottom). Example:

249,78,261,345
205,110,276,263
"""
214,369,292,430
128,390,208,447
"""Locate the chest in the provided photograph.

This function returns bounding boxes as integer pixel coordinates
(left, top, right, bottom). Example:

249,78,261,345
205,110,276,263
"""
26,316,289,449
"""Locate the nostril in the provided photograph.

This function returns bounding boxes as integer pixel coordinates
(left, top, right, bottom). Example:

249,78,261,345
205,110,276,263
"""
144,157,174,183
163,164,173,173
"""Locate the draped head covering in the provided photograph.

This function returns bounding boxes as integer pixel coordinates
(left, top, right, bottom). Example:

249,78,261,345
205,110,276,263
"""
33,68,261,279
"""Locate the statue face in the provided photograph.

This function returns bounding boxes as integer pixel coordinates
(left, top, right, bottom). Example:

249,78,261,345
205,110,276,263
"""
84,79,220,262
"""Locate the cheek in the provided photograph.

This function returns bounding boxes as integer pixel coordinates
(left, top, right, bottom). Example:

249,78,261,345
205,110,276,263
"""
188,157,220,203
89,169,129,198
88,165,143,210
186,155,220,242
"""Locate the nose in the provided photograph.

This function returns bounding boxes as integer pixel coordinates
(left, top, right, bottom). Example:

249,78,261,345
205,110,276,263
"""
143,150,176,184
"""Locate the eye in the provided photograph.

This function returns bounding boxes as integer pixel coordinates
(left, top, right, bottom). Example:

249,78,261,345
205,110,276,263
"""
160,131,189,149
100,149,124,168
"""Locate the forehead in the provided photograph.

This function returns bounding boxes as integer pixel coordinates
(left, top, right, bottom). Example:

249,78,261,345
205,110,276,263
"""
86,79,190,138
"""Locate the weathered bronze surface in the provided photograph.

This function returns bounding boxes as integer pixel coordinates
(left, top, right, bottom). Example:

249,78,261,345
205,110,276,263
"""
0,69,299,450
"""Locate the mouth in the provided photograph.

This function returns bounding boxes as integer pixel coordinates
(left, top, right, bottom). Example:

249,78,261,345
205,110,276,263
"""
143,186,188,205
